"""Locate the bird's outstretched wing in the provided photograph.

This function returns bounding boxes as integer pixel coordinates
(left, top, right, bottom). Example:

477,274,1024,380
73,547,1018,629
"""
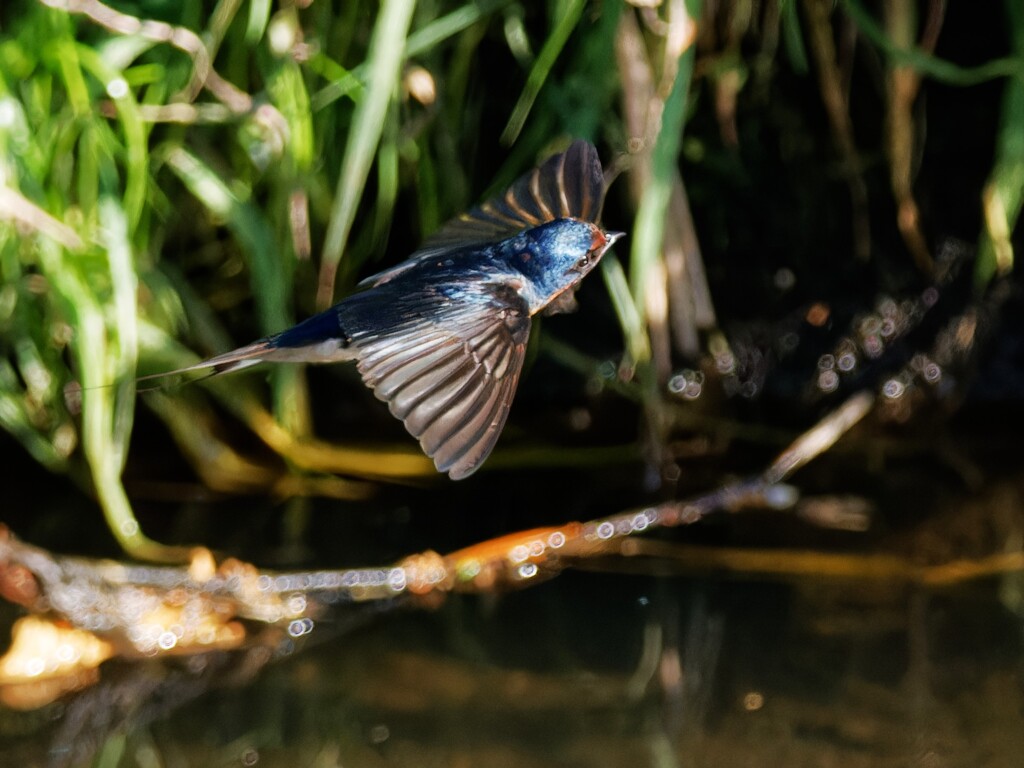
340,282,531,479
364,139,605,287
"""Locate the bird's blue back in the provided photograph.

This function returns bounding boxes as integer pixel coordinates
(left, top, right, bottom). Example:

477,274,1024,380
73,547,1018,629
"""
273,218,595,352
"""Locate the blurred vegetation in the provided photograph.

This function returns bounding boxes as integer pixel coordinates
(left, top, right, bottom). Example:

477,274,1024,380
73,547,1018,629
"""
0,0,1021,559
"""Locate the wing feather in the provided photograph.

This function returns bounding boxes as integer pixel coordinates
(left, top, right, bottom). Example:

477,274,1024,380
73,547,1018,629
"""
409,366,488,440
435,374,517,478
418,368,490,453
389,358,473,423
345,283,530,478
373,341,461,400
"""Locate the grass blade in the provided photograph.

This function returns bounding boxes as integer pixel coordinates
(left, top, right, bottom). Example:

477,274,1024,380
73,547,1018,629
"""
316,0,416,309
500,0,586,145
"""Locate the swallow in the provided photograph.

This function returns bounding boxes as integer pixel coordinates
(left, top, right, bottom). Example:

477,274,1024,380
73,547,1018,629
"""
157,140,623,479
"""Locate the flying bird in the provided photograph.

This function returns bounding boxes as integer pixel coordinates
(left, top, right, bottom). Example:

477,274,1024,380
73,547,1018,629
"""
158,140,623,479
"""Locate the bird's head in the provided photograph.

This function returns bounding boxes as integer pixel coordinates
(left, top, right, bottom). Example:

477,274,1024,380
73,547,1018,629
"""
516,219,624,311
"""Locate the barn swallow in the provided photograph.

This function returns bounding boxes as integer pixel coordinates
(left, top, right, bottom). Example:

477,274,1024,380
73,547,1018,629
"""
158,140,623,479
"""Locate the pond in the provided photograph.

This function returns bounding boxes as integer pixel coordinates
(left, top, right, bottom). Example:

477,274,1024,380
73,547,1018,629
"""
1,392,1022,767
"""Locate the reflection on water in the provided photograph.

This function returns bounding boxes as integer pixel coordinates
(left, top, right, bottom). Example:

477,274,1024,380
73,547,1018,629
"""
1,544,1022,766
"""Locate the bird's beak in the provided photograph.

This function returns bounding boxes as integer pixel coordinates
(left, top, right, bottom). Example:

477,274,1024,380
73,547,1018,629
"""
575,228,626,276
600,230,626,254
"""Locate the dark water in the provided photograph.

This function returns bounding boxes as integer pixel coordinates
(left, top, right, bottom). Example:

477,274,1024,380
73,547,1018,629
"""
2,445,1024,767
3,568,1022,767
